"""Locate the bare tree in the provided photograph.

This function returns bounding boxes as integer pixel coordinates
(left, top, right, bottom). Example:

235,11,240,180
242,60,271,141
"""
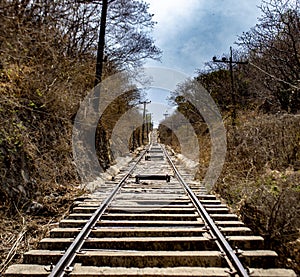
106,0,162,69
0,0,161,212
237,0,300,112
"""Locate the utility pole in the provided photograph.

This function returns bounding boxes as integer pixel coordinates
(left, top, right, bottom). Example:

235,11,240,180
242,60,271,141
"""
146,113,152,141
162,111,172,145
93,0,108,113
139,100,151,144
131,125,135,152
163,111,169,119
170,119,173,146
213,46,248,126
94,0,108,87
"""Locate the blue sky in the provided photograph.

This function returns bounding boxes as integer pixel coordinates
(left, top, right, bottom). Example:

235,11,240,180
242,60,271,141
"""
141,0,263,125
145,0,262,75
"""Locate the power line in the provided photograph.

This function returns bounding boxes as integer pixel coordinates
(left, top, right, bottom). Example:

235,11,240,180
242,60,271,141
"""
249,61,300,90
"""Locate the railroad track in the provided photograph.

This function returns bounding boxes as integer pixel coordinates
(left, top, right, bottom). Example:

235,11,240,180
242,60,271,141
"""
4,139,296,276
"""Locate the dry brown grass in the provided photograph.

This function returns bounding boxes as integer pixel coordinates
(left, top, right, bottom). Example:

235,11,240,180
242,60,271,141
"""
0,185,83,274
157,110,300,273
211,112,300,274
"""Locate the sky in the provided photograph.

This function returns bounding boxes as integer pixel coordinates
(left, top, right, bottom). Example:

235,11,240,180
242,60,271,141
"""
141,0,263,126
145,0,262,75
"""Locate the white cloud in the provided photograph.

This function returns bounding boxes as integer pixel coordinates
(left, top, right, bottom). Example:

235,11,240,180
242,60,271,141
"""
145,0,262,75
147,0,203,42
147,0,201,24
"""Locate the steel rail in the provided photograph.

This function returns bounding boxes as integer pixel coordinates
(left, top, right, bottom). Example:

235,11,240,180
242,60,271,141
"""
163,146,249,277
48,149,147,277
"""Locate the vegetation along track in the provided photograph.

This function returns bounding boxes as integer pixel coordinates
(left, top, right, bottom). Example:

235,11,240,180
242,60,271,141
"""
4,140,297,276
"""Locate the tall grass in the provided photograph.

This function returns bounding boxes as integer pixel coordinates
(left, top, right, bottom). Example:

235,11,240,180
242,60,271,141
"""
213,113,300,273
